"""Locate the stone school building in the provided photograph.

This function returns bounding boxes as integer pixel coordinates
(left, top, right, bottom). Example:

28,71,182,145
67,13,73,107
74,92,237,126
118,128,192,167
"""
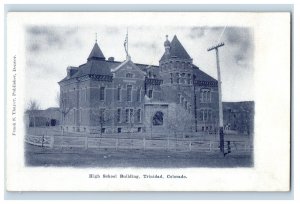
58,35,219,134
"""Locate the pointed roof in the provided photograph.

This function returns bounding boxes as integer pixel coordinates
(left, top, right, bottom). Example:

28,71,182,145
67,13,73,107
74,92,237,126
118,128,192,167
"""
160,35,191,61
87,42,105,61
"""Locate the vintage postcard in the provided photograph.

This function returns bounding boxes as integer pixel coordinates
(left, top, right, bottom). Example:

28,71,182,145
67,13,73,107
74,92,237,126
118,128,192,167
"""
5,12,290,191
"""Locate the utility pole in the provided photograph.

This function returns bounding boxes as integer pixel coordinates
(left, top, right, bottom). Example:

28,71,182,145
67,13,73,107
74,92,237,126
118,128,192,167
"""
207,42,225,155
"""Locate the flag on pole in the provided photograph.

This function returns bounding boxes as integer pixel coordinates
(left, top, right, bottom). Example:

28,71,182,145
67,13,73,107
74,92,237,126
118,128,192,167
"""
124,29,129,58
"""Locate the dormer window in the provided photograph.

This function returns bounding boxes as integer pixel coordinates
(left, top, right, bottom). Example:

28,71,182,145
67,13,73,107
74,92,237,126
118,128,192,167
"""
126,73,133,78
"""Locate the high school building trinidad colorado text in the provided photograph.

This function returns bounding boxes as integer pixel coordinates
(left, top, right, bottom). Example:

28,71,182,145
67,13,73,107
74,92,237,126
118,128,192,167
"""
58,35,220,134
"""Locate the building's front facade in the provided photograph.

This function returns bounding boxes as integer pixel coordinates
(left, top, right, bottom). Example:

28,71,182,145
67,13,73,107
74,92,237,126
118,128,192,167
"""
58,35,219,134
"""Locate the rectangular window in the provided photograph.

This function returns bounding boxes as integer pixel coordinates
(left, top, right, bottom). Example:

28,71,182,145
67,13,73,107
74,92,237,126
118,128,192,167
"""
204,110,207,121
138,127,142,132
137,109,141,123
117,127,122,133
148,90,153,98
187,74,191,84
117,87,121,101
170,73,173,84
200,110,204,121
101,128,106,133
117,108,121,123
130,109,134,123
100,87,105,101
127,85,132,102
176,73,180,83
99,108,105,124
126,73,133,78
136,88,141,102
201,89,211,103
125,109,129,123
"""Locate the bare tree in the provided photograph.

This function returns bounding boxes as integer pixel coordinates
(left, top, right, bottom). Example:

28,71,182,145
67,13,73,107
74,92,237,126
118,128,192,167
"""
168,103,193,139
26,99,41,128
91,107,115,136
59,92,72,135
26,99,41,111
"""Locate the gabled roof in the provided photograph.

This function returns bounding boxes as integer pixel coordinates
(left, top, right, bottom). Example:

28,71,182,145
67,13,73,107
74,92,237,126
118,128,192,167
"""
160,35,192,61
111,58,147,77
87,42,105,61
192,65,217,82
111,59,129,72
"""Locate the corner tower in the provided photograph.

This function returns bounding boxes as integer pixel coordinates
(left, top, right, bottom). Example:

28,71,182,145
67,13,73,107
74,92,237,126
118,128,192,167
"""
159,35,194,107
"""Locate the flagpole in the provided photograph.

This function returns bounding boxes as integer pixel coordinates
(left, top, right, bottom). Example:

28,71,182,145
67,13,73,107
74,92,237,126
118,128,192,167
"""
127,28,129,59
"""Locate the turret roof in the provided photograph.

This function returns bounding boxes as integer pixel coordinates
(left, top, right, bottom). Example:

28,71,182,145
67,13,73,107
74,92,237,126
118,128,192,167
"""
87,42,105,61
160,35,191,61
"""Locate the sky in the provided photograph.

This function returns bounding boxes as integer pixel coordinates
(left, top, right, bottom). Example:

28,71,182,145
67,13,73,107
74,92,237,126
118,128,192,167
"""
25,25,254,109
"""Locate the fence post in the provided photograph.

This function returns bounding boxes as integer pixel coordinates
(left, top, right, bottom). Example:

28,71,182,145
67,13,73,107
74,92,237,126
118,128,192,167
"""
50,135,54,149
116,138,118,151
85,136,88,150
41,135,44,147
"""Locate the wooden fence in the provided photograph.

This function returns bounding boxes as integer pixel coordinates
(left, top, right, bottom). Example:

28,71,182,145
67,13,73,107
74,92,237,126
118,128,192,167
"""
25,134,253,153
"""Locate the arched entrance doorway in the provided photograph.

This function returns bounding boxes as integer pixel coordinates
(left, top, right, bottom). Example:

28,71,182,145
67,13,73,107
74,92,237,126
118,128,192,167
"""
152,111,164,126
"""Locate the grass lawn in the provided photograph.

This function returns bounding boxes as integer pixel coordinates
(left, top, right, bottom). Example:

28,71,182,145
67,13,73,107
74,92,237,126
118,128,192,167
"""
25,143,253,168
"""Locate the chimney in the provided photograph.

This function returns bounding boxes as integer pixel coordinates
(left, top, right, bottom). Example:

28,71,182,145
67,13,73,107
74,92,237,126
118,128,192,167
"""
108,57,115,62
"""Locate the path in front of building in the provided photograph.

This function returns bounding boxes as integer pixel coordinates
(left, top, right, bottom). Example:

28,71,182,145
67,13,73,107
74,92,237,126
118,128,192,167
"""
25,143,253,168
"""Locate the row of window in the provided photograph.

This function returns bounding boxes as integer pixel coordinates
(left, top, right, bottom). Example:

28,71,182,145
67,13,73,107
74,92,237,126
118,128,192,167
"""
198,109,214,122
62,86,143,103
200,89,212,102
160,62,193,69
201,125,214,132
104,86,144,102
62,86,212,104
66,108,142,124
119,108,142,123
170,73,192,84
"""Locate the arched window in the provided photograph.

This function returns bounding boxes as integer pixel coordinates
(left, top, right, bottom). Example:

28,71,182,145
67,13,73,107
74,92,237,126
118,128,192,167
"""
152,111,164,126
